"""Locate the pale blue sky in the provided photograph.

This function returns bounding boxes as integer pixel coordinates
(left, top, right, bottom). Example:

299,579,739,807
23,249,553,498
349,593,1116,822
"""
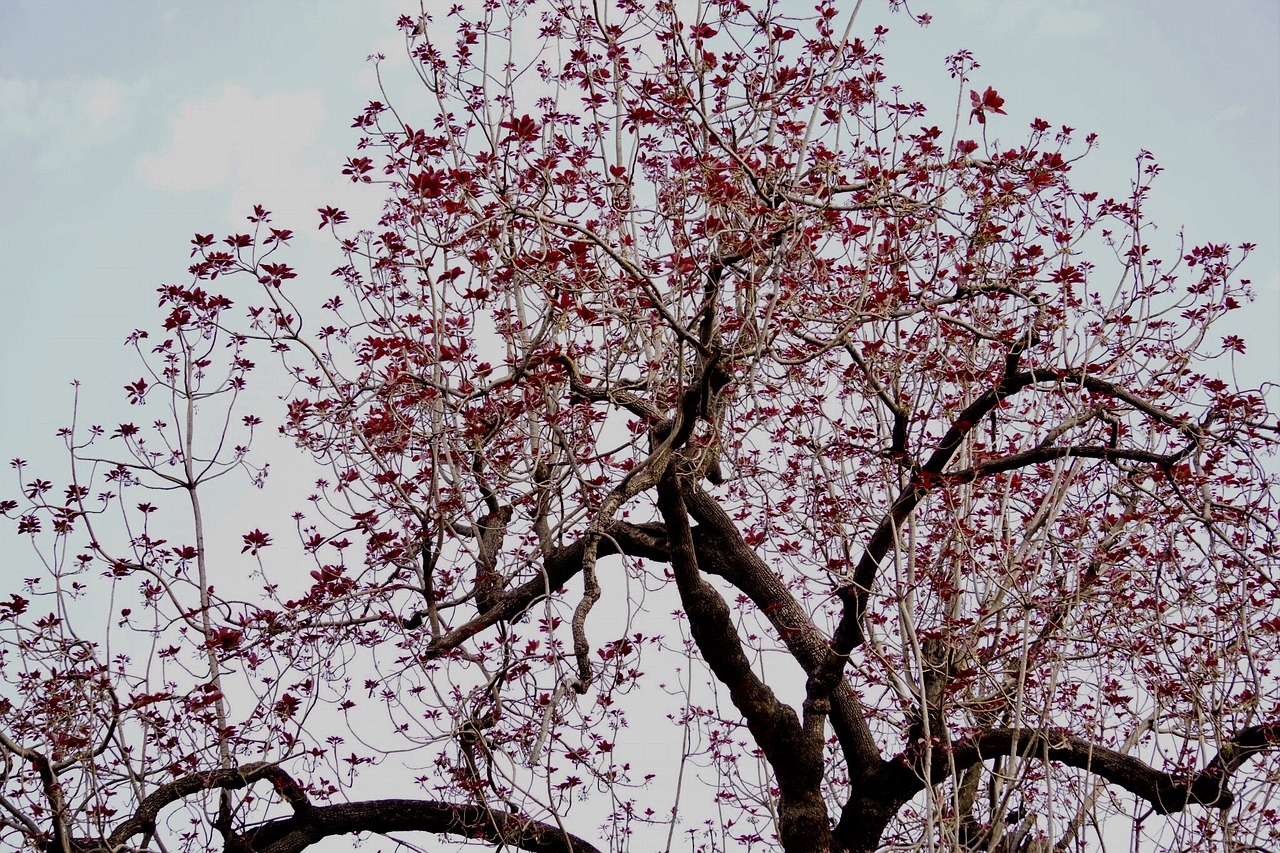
1,0,1276,469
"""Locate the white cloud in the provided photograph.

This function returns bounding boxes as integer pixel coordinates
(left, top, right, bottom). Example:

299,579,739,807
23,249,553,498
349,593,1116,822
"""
139,84,326,192
1029,2,1105,40
0,76,142,170
135,84,373,232
86,87,123,121
959,0,1104,41
1213,103,1248,124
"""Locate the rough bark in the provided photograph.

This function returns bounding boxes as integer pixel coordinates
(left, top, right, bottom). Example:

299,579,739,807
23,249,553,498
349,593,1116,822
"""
658,473,833,852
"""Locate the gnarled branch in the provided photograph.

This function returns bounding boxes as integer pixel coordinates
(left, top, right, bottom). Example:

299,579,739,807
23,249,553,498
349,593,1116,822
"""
657,472,831,852
944,723,1280,815
64,763,602,853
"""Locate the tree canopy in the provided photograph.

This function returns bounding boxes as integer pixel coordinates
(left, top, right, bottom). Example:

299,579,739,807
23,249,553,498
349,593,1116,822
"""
2,2,1278,851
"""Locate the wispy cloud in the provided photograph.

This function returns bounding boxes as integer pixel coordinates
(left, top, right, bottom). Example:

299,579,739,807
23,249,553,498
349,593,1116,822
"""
139,84,326,192
0,76,143,171
1029,2,1105,40
1213,103,1249,124
136,84,358,229
962,0,1104,41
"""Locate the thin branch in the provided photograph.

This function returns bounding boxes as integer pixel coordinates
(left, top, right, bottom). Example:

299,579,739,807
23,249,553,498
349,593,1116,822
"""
822,340,1042,675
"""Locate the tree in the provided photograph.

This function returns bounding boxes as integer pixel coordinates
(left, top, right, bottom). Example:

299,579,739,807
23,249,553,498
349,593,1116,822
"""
2,1,1277,851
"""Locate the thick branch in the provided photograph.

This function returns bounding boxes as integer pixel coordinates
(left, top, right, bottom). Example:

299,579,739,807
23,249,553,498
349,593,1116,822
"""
238,798,603,853
79,764,601,853
943,443,1192,483
905,637,951,752
657,473,830,852
419,521,668,656
945,723,1280,815
1201,722,1280,792
105,763,281,848
1070,372,1208,436
682,484,882,773
470,504,513,612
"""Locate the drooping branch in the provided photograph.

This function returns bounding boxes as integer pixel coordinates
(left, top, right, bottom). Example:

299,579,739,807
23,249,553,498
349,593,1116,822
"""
1068,371,1210,437
419,521,669,657
565,345,732,692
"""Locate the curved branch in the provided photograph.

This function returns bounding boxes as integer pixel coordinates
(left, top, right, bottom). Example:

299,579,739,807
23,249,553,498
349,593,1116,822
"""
945,723,1280,815
420,521,668,657
106,762,280,847
239,798,603,853
79,763,601,853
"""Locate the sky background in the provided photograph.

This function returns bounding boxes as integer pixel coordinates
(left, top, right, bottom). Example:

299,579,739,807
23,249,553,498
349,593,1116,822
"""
0,1,1276,847
1,0,1276,470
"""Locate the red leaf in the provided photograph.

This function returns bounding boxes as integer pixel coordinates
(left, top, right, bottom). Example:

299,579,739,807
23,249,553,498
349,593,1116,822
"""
241,529,273,555
500,114,540,143
969,86,1006,125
